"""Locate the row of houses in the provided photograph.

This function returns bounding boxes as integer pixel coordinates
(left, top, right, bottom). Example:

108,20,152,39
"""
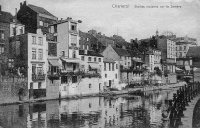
0,2,199,101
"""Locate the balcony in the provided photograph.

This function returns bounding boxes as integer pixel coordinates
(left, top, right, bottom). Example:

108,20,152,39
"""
32,74,45,81
69,30,78,35
47,71,60,79
120,66,144,73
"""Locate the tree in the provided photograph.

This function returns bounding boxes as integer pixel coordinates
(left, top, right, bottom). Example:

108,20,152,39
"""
154,67,162,77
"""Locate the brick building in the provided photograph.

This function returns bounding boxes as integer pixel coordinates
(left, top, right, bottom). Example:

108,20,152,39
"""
17,1,57,34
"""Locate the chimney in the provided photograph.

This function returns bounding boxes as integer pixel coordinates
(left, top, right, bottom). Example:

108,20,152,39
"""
135,38,138,43
15,8,17,16
24,1,27,5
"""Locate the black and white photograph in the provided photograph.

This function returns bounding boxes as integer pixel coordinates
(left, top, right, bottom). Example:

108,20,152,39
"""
0,0,200,127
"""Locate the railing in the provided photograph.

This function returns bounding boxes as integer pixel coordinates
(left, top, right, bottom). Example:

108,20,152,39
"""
47,71,60,79
167,82,200,127
32,74,45,81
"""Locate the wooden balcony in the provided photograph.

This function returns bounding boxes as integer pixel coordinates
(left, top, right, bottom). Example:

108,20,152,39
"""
47,71,60,79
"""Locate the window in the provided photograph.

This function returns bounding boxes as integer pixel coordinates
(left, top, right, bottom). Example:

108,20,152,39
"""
39,21,43,26
86,45,89,50
72,51,76,58
44,22,48,27
116,64,118,69
62,51,65,57
72,76,77,83
38,37,43,45
86,38,89,41
61,76,68,84
89,84,91,89
109,63,111,71
0,30,4,39
99,58,101,62
32,48,36,59
54,25,57,33
184,46,186,50
88,57,91,61
94,57,96,62
112,63,114,71
105,74,107,78
81,56,84,61
32,36,36,44
115,74,117,79
128,62,130,66
32,64,36,74
20,27,23,34
38,82,42,89
30,83,33,89
12,27,16,35
37,65,43,74
104,63,106,71
71,24,77,31
70,35,77,46
38,49,43,60
0,46,4,54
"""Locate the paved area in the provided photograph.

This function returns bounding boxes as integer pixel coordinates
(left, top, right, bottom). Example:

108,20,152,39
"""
178,94,200,128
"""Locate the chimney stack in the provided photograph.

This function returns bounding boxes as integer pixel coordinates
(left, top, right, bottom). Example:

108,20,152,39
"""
24,1,27,5
15,8,17,16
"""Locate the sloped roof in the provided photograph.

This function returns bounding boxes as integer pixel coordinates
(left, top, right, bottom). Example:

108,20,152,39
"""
186,46,200,58
112,47,130,57
28,4,56,18
0,11,13,23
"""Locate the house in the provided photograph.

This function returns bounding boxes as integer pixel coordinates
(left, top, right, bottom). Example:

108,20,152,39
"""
79,31,104,94
186,46,200,68
9,29,48,99
49,17,82,97
102,45,143,87
17,1,57,34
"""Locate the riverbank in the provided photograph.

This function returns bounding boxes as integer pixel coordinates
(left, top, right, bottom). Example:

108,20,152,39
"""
0,82,186,106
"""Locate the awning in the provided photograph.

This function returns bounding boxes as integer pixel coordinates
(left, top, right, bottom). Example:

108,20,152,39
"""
176,67,182,71
89,64,100,69
48,59,62,67
185,66,190,70
61,58,81,63
133,59,143,63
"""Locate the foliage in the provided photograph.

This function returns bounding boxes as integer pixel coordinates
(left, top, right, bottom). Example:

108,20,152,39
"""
183,77,192,83
154,67,162,77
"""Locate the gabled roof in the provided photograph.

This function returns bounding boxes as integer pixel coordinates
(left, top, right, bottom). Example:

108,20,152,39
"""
0,11,13,23
186,46,200,58
112,47,130,57
28,4,56,18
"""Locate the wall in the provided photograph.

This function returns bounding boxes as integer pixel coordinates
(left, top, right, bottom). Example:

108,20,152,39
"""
57,22,69,57
0,77,28,104
46,78,60,99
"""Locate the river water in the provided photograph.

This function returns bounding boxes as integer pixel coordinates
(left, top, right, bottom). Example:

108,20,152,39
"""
0,90,173,128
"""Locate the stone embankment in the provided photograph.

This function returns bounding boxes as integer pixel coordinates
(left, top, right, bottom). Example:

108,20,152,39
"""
0,82,185,106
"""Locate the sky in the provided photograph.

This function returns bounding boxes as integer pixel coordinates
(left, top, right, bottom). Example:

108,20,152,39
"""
1,0,200,43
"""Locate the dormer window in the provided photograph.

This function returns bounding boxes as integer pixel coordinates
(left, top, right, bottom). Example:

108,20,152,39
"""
71,24,77,31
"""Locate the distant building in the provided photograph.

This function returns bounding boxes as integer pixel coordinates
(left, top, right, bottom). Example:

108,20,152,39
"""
187,46,200,68
175,36,197,58
157,36,177,83
9,29,48,99
17,1,57,34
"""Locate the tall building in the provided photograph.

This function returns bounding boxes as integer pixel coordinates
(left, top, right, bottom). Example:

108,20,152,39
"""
17,1,57,34
157,35,177,83
9,29,48,99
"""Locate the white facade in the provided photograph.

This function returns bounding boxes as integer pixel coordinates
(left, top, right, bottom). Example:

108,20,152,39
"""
102,59,121,89
10,21,25,37
167,39,176,59
27,30,48,90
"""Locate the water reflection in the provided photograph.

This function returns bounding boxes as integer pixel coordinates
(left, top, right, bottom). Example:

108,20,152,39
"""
0,90,172,128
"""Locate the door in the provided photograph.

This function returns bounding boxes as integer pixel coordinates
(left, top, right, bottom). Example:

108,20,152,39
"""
109,80,112,87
